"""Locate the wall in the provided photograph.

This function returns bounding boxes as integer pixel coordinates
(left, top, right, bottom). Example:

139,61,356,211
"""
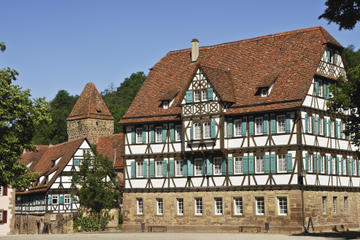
0,188,15,235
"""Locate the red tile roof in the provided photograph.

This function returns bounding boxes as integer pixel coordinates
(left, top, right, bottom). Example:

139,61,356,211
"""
120,26,341,124
97,134,124,170
67,82,114,121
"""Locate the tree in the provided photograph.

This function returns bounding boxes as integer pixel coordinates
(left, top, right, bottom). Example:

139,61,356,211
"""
319,0,360,30
328,46,360,148
0,44,51,188
72,148,121,231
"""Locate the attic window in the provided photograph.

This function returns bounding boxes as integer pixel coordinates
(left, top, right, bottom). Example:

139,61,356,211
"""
96,109,102,113
162,101,169,109
260,88,269,97
52,157,62,167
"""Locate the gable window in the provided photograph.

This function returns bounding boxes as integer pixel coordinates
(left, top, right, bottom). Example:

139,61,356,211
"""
214,198,223,215
277,115,286,133
255,197,265,215
155,127,162,143
234,197,243,215
234,120,242,137
194,159,203,176
137,198,143,214
162,101,169,109
156,198,163,215
175,160,183,176
203,122,211,139
256,155,265,173
255,117,264,135
175,125,182,141
195,198,202,215
260,88,268,97
52,195,58,205
213,157,222,175
155,161,163,177
193,122,201,140
194,90,201,102
234,156,243,174
136,161,144,178
277,197,287,216
136,128,142,143
201,89,208,101
277,154,287,173
177,198,184,215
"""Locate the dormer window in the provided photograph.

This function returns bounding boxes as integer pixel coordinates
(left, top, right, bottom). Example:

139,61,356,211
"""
260,88,268,97
162,101,169,109
326,48,339,65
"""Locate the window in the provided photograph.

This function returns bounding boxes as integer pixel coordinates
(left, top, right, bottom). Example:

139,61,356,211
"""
64,195,71,204
177,198,184,215
277,197,287,216
137,198,143,214
213,157,222,175
194,90,201,102
0,186,2,196
162,100,169,109
136,161,144,178
194,159,203,176
203,122,211,139
234,157,243,174
260,88,268,97
256,197,265,215
319,118,323,135
201,89,208,101
214,198,223,215
156,199,163,215
255,117,263,135
308,154,313,173
344,197,348,214
175,160,183,176
319,79,323,97
52,195,58,205
175,125,182,141
277,115,286,133
277,154,287,173
333,197,337,214
234,197,243,215
0,211,2,223
234,120,242,137
323,118,327,136
314,116,318,135
322,196,327,214
155,161,163,177
155,127,162,143
195,198,202,215
193,122,201,140
136,128,142,143
256,155,265,173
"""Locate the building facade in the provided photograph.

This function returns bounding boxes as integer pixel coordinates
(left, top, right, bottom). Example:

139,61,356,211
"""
120,27,359,233
0,186,15,235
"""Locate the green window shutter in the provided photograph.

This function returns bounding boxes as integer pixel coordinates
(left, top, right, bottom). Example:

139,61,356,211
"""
323,82,328,98
211,121,216,139
328,119,332,137
325,156,328,174
315,80,319,96
170,125,175,142
243,156,249,174
357,159,360,177
334,53,338,65
182,160,188,176
330,156,333,175
74,159,79,166
142,127,147,144
59,195,64,205
336,157,339,175
187,158,193,176
228,119,233,138
206,157,212,176
317,116,321,135
70,196,73,204
242,118,247,136
150,126,155,143
305,153,309,172
264,154,270,173
270,114,276,134
285,113,291,133
264,115,269,134
143,161,148,178
248,155,254,174
228,156,233,175
249,117,254,136
305,114,309,133
190,122,193,140
317,154,321,173
352,158,355,176
221,158,226,175
131,128,136,144
202,159,206,176
48,196,52,205
312,116,315,134
287,153,293,173
131,162,136,178
270,154,276,173
341,157,344,175
162,127,167,143
186,90,193,103
335,121,339,138
313,154,317,173
150,160,155,178
207,88,213,100
326,49,331,62
163,160,168,177
346,158,350,176
340,121,343,139
324,118,327,137
169,160,175,177
327,83,331,98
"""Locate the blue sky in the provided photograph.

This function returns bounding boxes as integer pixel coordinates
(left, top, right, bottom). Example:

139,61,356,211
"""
1,1,359,101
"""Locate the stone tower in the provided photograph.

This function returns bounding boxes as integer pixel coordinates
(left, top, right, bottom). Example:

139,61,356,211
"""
67,82,114,145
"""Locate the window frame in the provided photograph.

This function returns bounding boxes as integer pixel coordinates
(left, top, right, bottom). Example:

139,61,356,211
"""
277,115,286,133
233,197,243,216
255,117,264,135
333,196,337,214
213,157,222,175
64,195,71,204
52,195,58,205
156,198,163,215
136,161,144,178
234,156,243,174
234,119,242,137
260,88,268,97
175,159,183,177
255,197,265,216
193,122,201,140
155,160,163,178
136,128,143,144
194,158,203,176
322,196,327,215
162,100,169,109
214,198,223,215
255,155,265,173
194,90,201,102
344,196,348,214
177,198,184,216
203,122,211,139
137,198,143,215
195,198,203,216
277,197,288,216
201,89,208,101
155,127,162,143
175,125,182,141
277,154,287,173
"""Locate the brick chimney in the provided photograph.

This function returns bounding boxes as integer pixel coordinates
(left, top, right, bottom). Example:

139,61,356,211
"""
191,39,199,62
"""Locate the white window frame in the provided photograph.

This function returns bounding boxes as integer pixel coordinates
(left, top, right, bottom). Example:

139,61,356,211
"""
277,115,286,133
322,196,327,215
333,197,337,214
344,196,348,214
155,127,162,143
162,100,169,109
137,198,143,215
193,122,201,140
155,161,163,177
256,155,265,173
255,117,264,135
195,198,202,215
177,198,184,216
277,197,287,216
175,160,183,176
318,79,323,97
255,197,265,215
213,157,222,175
201,89,208,101
308,154,313,173
203,122,211,139
52,195,58,205
277,154,287,173
136,161,144,178
234,119,242,137
64,195,71,204
175,125,182,141
234,197,243,215
260,88,268,97
194,158,203,176
214,198,223,215
156,198,163,215
136,128,142,144
234,156,243,174
194,90,201,102
319,118,323,136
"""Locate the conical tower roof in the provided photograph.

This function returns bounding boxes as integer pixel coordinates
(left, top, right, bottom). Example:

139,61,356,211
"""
67,82,114,121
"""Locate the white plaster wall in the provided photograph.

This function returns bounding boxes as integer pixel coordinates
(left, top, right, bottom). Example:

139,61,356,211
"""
0,188,14,235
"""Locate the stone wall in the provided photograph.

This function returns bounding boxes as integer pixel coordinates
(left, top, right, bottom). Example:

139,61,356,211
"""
122,189,360,233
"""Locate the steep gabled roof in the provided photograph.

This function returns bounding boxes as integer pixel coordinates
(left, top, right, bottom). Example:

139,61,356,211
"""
120,26,342,124
67,82,114,121
97,134,124,171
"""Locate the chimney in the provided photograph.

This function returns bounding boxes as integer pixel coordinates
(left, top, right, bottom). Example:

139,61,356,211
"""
191,39,199,62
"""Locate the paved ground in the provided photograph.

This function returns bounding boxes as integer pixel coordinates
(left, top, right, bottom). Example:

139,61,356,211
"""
1,232,359,240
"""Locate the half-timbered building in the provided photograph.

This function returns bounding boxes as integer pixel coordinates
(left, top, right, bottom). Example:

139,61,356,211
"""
120,27,359,233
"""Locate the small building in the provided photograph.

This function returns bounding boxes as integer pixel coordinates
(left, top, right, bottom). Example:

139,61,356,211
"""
0,186,15,235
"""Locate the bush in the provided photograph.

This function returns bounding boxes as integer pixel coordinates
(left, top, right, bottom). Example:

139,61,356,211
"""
73,210,113,232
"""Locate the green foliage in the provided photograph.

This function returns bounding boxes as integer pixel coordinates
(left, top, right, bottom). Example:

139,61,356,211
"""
73,210,113,232
32,90,78,144
328,46,360,148
319,0,360,30
102,72,146,133
0,42,5,52
0,44,51,188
